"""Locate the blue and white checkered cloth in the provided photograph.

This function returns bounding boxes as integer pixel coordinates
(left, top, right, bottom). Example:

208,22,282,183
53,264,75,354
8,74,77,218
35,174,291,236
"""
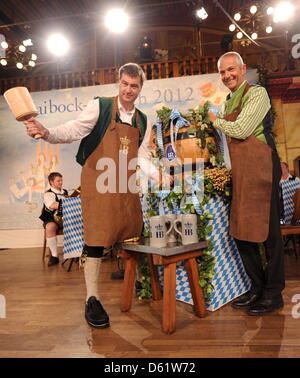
281,179,300,224
62,197,84,259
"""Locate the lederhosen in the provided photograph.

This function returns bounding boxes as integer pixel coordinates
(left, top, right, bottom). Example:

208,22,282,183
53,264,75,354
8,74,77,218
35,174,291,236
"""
224,82,284,297
39,188,68,227
79,96,145,247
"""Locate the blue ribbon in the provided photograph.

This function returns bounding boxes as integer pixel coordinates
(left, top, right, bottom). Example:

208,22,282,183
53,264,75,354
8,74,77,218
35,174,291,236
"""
169,109,190,150
179,173,203,215
170,197,180,214
155,119,165,158
191,173,204,215
156,190,171,216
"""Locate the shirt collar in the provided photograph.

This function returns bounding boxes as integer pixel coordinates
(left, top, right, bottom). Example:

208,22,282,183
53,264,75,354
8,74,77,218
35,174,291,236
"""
228,80,247,99
50,186,64,194
118,97,135,115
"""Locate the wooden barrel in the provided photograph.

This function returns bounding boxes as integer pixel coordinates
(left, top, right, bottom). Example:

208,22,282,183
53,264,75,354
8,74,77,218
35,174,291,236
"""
163,124,217,166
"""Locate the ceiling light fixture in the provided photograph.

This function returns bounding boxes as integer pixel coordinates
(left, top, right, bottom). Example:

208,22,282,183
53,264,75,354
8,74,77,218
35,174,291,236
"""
196,7,208,20
228,1,278,46
0,34,38,70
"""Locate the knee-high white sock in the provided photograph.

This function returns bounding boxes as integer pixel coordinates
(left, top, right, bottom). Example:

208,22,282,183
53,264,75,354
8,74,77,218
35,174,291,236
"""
84,257,101,302
47,236,58,257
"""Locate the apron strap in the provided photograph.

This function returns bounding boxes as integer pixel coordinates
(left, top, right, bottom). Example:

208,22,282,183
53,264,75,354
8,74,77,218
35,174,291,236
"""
224,82,252,121
109,96,119,131
232,82,252,115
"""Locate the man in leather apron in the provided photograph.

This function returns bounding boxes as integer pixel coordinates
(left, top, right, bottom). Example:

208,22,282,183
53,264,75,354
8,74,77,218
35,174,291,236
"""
210,52,284,316
24,63,161,328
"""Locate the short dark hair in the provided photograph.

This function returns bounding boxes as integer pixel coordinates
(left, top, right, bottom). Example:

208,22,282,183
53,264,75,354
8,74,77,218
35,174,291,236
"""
118,63,145,86
48,172,62,184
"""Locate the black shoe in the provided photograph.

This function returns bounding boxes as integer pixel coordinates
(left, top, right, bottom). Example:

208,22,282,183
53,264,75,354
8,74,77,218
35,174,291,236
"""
48,256,59,267
247,296,284,316
231,291,261,309
85,296,110,329
111,270,124,280
135,280,142,295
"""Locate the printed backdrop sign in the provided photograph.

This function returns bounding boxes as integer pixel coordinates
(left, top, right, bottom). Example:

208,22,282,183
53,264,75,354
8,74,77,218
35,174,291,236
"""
0,70,257,230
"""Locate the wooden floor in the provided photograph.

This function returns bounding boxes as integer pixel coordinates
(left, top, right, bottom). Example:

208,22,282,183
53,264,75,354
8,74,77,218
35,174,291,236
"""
0,247,300,358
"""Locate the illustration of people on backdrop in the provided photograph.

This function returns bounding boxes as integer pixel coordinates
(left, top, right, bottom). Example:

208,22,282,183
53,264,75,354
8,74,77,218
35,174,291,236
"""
8,140,60,211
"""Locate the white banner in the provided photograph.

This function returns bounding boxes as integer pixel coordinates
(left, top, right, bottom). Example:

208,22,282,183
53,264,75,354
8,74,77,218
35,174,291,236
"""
0,70,257,230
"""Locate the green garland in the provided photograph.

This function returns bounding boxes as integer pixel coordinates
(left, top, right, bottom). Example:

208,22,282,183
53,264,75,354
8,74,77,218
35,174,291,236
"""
255,64,276,125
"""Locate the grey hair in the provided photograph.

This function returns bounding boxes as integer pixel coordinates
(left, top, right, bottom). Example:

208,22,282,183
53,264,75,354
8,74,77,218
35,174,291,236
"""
118,63,146,86
217,51,244,69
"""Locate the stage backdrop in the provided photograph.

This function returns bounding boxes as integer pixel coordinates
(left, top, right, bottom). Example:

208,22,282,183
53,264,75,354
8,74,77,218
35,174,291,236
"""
0,70,257,241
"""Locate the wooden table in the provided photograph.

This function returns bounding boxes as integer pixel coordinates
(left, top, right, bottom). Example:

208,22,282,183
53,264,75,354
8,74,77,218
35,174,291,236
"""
119,239,208,334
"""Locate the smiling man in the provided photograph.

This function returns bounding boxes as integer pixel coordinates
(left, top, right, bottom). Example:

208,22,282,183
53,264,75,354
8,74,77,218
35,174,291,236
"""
210,52,285,316
23,63,161,329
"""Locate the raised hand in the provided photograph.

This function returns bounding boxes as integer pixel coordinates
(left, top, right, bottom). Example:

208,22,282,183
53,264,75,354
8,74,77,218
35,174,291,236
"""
23,117,49,139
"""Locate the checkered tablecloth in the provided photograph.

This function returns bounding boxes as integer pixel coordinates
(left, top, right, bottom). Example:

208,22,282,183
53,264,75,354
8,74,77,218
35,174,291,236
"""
144,195,251,311
281,179,300,224
62,197,84,259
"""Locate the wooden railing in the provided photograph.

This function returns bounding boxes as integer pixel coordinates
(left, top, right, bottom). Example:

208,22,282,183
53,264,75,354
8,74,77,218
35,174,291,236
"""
0,48,295,95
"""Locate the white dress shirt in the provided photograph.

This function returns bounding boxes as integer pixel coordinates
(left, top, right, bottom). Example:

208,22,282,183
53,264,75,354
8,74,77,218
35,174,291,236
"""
44,187,67,210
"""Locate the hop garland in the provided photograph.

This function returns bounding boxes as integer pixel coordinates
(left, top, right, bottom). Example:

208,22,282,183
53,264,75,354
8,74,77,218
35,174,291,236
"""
205,167,232,193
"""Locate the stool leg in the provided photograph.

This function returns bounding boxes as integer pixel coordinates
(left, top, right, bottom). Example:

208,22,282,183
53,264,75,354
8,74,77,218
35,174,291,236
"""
42,233,47,260
148,255,162,301
162,262,176,334
185,257,207,318
120,252,138,312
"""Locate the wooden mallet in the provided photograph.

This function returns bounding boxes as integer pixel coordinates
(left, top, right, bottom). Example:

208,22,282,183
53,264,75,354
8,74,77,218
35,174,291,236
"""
4,86,41,139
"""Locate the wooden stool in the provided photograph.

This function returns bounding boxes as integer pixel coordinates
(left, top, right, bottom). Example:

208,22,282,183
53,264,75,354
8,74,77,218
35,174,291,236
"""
119,240,208,334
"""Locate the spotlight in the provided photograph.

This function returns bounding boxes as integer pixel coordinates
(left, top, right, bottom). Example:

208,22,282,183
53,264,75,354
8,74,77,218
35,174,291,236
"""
47,34,70,56
250,5,258,14
31,53,37,61
266,26,273,33
267,7,274,16
16,62,23,69
28,60,36,67
105,9,129,33
234,13,241,21
139,36,153,62
196,7,208,20
237,32,243,39
0,58,7,66
273,1,295,23
18,45,26,53
229,24,236,32
0,41,8,49
251,32,258,40
23,39,33,47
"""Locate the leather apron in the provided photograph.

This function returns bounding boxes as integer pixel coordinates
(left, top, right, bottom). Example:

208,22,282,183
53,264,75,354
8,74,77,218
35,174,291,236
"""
80,97,143,247
224,84,273,243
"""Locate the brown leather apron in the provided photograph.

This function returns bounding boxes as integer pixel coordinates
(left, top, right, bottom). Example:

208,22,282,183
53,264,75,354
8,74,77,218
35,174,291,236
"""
225,84,273,243
80,97,143,247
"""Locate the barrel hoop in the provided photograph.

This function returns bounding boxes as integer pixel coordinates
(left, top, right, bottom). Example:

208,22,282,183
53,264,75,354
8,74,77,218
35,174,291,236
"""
163,131,213,145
